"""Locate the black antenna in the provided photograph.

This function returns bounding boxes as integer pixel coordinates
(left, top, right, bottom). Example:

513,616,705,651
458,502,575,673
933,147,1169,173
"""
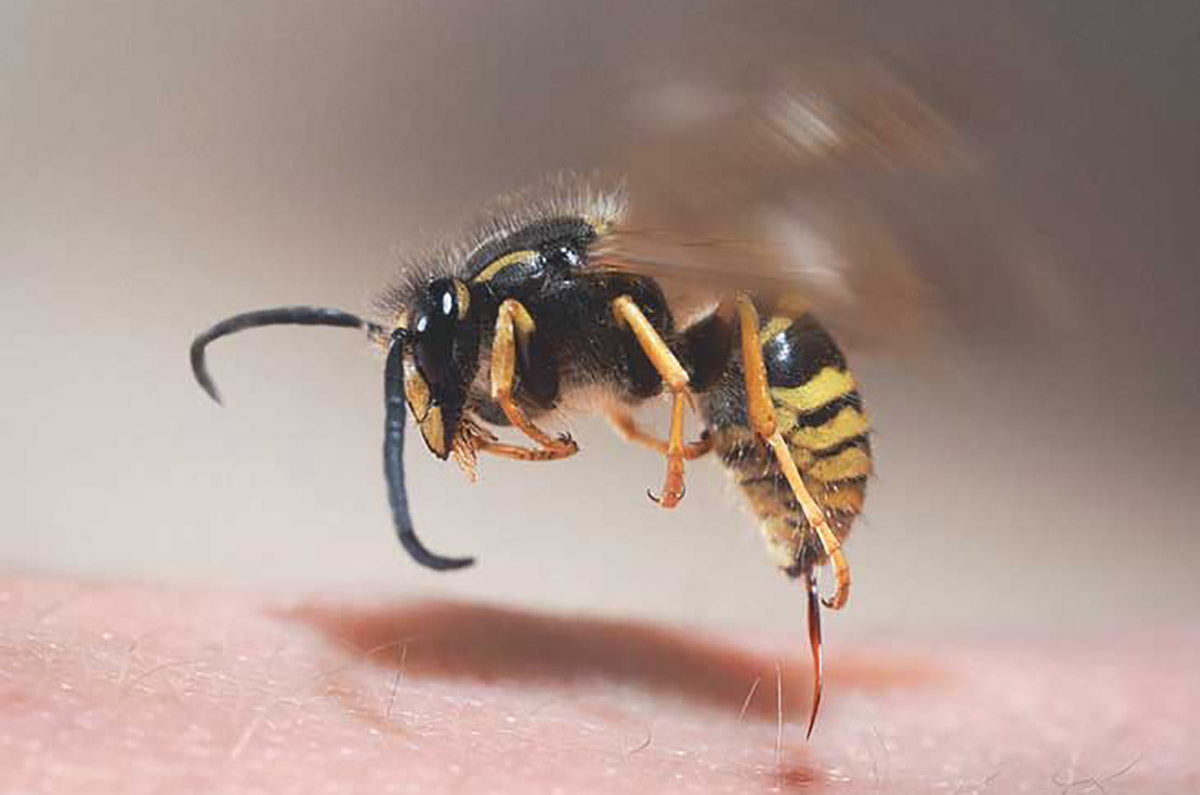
189,306,473,571
383,330,475,571
190,306,381,404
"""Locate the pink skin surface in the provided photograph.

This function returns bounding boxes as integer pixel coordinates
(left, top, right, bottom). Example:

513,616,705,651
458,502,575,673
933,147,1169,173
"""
2,576,1196,794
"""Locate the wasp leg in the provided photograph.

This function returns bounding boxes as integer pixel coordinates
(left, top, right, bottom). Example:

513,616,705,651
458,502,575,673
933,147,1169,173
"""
735,293,850,610
492,299,578,458
612,295,692,508
606,408,713,459
457,414,574,463
476,438,577,461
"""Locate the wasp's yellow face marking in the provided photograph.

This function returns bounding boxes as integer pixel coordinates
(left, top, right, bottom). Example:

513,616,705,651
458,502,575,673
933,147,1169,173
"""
419,405,449,459
402,356,432,421
473,249,538,283
403,354,455,459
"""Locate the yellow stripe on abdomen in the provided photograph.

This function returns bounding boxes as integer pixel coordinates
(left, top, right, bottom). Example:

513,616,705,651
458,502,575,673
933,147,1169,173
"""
770,367,857,413
807,445,873,482
788,406,870,453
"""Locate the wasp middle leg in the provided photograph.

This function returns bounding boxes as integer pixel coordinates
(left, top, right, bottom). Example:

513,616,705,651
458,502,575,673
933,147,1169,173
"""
611,295,696,508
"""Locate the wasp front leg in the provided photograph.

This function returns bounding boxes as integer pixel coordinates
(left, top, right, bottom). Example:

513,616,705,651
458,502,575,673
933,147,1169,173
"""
611,295,696,508
489,299,578,461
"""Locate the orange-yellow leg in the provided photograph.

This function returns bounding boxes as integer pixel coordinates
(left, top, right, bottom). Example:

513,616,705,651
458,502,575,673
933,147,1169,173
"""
454,417,574,467
476,438,577,461
612,295,692,508
607,409,713,460
735,293,850,610
491,299,578,459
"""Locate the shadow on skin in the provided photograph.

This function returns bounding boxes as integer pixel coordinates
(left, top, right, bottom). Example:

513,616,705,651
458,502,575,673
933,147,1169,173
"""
279,599,942,723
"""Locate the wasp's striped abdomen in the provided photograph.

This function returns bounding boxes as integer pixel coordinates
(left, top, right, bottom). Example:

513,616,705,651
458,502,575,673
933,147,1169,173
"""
700,304,872,575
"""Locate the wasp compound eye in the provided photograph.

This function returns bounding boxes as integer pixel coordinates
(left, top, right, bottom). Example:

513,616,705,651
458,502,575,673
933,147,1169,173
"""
411,279,462,392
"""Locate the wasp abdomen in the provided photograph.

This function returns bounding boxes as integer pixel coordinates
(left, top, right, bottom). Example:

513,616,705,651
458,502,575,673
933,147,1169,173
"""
704,307,871,574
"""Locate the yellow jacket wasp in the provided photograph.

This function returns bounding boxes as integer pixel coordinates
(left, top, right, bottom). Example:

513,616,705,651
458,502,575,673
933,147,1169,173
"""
191,64,963,735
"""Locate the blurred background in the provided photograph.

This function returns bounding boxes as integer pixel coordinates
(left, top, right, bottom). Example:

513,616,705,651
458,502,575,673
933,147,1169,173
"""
3,2,1197,638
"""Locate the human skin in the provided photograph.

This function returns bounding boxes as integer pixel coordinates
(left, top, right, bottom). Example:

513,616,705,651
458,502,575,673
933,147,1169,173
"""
1,576,1195,794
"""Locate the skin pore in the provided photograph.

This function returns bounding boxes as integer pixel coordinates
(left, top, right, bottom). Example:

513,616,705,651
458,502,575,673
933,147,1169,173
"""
2,575,1195,794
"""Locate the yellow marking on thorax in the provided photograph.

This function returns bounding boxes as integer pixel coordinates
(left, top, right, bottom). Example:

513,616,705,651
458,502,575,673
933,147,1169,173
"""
453,278,471,318
771,367,857,413
474,249,538,283
789,405,871,452
760,315,793,343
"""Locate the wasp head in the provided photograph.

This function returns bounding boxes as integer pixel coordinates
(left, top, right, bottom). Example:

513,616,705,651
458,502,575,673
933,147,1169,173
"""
401,277,480,459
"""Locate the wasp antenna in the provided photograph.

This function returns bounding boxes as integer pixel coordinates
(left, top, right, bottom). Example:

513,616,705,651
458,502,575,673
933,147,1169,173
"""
189,306,382,404
804,568,824,740
383,334,475,571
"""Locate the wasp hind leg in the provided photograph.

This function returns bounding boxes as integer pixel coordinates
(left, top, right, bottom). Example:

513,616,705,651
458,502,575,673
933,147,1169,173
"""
488,299,577,461
611,295,696,508
734,293,850,610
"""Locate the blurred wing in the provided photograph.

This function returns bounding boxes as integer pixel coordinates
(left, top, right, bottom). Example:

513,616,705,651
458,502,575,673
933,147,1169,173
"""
598,60,981,352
